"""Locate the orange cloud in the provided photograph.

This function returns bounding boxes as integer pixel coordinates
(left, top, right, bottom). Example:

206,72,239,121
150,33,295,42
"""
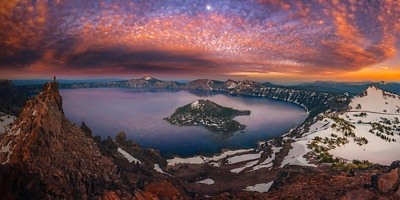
0,0,399,80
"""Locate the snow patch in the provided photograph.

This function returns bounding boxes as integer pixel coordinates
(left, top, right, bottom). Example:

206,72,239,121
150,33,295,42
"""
230,160,258,173
245,181,274,193
0,114,15,134
190,100,202,109
196,178,215,185
154,164,171,176
281,141,316,167
143,76,153,80
250,147,281,171
167,149,253,165
227,153,261,164
117,148,141,164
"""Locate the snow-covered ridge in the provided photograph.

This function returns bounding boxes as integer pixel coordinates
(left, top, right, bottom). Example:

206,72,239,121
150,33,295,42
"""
350,85,400,114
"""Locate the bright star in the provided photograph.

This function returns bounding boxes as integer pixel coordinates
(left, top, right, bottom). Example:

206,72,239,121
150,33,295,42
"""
206,5,211,10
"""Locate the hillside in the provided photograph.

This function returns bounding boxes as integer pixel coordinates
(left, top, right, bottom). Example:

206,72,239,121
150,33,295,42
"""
165,99,250,134
266,85,400,166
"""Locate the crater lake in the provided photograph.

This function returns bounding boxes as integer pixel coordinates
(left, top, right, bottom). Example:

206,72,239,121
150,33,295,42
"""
60,88,308,158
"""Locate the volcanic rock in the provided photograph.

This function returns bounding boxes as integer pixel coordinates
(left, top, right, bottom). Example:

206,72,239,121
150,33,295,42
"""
377,168,400,193
80,121,92,137
116,131,127,147
0,82,184,199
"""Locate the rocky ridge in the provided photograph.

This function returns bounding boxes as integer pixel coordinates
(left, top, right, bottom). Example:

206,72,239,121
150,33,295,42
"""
0,82,184,199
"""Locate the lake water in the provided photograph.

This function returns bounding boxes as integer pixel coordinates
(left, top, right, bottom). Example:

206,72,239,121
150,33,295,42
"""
60,88,307,158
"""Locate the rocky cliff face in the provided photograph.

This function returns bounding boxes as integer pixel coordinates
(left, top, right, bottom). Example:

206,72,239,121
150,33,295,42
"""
0,80,25,115
0,82,121,199
0,82,184,199
223,80,349,118
183,79,225,90
62,76,182,89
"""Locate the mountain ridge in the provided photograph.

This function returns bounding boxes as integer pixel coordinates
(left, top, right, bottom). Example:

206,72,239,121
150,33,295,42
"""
29,77,349,119
0,82,185,199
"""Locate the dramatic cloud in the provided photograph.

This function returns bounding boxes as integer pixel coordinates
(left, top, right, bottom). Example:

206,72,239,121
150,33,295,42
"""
0,0,399,78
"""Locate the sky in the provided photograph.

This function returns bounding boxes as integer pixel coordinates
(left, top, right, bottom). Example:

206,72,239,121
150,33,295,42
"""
0,0,399,83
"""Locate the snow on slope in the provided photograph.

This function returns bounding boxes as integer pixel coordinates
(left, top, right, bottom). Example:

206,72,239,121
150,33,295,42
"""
227,152,262,164
196,178,215,185
350,85,400,114
278,86,400,166
0,113,15,134
167,149,252,165
117,148,141,164
245,181,274,193
154,164,171,176
330,113,400,164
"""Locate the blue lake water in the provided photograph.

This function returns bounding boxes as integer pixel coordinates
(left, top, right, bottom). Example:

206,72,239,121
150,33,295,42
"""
60,88,307,158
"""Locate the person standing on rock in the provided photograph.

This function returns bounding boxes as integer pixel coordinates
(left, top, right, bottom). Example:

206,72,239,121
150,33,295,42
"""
53,75,56,82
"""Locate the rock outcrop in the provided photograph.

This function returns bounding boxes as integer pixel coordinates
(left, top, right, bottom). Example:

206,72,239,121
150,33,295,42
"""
80,121,93,137
0,82,184,199
0,82,122,198
115,131,127,147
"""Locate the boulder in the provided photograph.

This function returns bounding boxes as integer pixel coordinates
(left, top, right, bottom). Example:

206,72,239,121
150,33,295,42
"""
390,161,400,169
378,168,399,193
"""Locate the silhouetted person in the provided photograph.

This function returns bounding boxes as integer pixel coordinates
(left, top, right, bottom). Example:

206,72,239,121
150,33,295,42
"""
53,75,56,82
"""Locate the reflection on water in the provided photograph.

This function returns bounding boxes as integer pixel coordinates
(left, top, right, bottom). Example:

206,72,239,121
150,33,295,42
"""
60,88,307,158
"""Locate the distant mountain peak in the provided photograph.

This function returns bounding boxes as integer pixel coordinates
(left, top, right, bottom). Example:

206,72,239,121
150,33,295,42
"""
141,76,154,81
350,85,400,114
359,85,385,97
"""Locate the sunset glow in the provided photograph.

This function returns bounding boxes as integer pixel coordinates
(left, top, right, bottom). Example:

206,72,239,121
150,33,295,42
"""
1,0,399,82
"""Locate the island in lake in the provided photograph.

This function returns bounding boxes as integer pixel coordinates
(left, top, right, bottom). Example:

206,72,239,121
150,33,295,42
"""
164,99,251,134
